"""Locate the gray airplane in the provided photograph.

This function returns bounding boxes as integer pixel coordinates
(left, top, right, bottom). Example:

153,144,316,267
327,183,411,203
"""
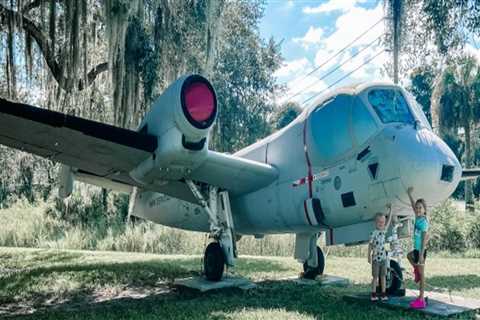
0,74,474,294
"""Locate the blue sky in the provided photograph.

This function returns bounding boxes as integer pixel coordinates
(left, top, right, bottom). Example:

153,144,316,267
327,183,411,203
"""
259,0,480,107
258,0,392,105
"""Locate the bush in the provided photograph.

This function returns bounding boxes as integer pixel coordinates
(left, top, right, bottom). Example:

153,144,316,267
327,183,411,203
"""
428,200,468,252
468,218,480,248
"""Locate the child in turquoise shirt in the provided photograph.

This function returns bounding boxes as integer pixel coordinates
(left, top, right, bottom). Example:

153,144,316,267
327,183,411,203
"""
406,187,429,309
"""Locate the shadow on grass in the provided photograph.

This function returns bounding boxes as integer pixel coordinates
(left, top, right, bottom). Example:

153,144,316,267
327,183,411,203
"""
9,281,443,320
0,256,293,319
2,251,476,320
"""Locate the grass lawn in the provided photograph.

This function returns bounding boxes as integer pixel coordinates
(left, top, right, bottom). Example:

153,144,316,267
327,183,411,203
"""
0,247,479,319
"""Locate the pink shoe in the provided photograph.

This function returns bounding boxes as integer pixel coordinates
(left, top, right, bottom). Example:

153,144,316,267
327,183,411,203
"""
410,298,427,309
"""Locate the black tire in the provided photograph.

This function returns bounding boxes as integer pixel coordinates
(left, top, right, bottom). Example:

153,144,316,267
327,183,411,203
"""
377,260,403,295
204,242,225,281
302,246,325,279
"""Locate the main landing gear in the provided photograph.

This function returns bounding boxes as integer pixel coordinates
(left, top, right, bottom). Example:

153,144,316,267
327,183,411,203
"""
186,180,236,281
295,233,325,279
303,246,325,279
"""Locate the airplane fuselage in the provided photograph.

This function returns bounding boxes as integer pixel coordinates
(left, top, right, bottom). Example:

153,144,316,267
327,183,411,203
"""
133,83,461,244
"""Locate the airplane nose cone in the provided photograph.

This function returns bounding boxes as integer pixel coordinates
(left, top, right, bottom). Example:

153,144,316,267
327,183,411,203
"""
382,126,461,207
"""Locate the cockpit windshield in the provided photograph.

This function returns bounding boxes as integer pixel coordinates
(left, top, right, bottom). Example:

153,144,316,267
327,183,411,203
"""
368,89,414,124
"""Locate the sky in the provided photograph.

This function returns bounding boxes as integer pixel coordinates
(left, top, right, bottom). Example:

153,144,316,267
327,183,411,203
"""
259,0,394,106
259,0,480,107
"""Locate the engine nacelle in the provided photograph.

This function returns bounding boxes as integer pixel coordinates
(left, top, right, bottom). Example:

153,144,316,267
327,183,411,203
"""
139,74,217,145
131,74,218,184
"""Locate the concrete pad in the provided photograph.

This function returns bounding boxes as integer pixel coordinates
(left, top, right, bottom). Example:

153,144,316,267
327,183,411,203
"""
174,275,256,292
344,289,480,317
284,275,349,287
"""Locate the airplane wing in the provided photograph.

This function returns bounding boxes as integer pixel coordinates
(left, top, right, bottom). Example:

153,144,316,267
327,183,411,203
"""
0,98,277,202
461,168,480,180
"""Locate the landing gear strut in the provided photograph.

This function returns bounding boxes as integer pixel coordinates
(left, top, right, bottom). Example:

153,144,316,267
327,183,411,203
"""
303,246,325,279
295,233,325,279
382,216,408,296
186,180,236,281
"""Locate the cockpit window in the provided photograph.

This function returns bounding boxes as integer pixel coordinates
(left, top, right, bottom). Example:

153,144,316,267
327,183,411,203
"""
352,97,378,145
310,94,353,163
368,89,414,124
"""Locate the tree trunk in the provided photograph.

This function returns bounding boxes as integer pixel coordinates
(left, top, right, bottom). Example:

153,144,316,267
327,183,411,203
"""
392,0,402,84
464,122,474,212
101,188,108,212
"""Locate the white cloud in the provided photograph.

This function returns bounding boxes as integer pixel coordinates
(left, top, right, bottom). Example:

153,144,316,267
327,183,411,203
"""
465,44,480,62
310,2,387,84
293,26,324,49
276,1,390,104
277,74,327,105
274,58,310,78
322,3,384,53
303,0,367,14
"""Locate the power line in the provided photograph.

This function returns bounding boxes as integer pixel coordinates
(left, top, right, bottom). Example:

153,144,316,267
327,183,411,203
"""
283,16,385,89
302,50,386,105
285,33,384,102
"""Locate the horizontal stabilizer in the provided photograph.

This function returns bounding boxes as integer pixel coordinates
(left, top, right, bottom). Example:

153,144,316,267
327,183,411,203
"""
461,168,480,180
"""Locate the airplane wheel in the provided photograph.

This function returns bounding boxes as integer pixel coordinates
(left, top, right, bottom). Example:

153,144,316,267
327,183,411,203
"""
204,242,225,281
302,246,325,279
377,260,403,295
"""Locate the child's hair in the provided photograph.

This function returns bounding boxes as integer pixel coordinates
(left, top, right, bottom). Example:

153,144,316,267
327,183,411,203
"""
415,198,427,215
375,212,386,220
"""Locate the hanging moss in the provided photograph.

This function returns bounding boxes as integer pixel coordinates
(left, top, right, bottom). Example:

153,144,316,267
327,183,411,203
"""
6,0,16,99
49,0,55,53
24,31,33,80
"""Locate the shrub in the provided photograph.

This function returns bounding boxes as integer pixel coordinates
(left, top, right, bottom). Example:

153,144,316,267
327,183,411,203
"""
467,218,480,248
428,200,468,252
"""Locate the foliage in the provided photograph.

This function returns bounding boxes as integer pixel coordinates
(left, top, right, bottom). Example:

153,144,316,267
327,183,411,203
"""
270,101,302,130
434,55,480,208
427,200,475,252
421,0,480,55
468,217,480,249
210,0,282,152
0,0,282,210
408,65,436,124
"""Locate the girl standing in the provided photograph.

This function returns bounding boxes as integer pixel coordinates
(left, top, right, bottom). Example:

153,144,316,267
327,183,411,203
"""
406,187,429,309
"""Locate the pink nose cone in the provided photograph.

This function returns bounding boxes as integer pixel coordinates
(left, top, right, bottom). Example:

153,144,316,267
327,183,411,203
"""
184,82,215,122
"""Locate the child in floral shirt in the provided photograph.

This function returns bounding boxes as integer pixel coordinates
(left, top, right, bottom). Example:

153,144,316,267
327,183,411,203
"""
368,206,392,301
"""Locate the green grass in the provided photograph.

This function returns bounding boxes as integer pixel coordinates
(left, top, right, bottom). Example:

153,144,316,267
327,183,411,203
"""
0,247,479,319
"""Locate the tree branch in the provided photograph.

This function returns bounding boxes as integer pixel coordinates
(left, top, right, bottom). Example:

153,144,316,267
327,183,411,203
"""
0,3,108,92
22,0,62,14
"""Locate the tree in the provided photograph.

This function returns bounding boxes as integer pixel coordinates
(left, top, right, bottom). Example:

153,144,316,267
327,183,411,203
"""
435,56,480,211
408,66,436,124
0,0,283,207
421,0,480,55
0,0,225,128
271,101,301,130
384,0,405,84
210,0,282,152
